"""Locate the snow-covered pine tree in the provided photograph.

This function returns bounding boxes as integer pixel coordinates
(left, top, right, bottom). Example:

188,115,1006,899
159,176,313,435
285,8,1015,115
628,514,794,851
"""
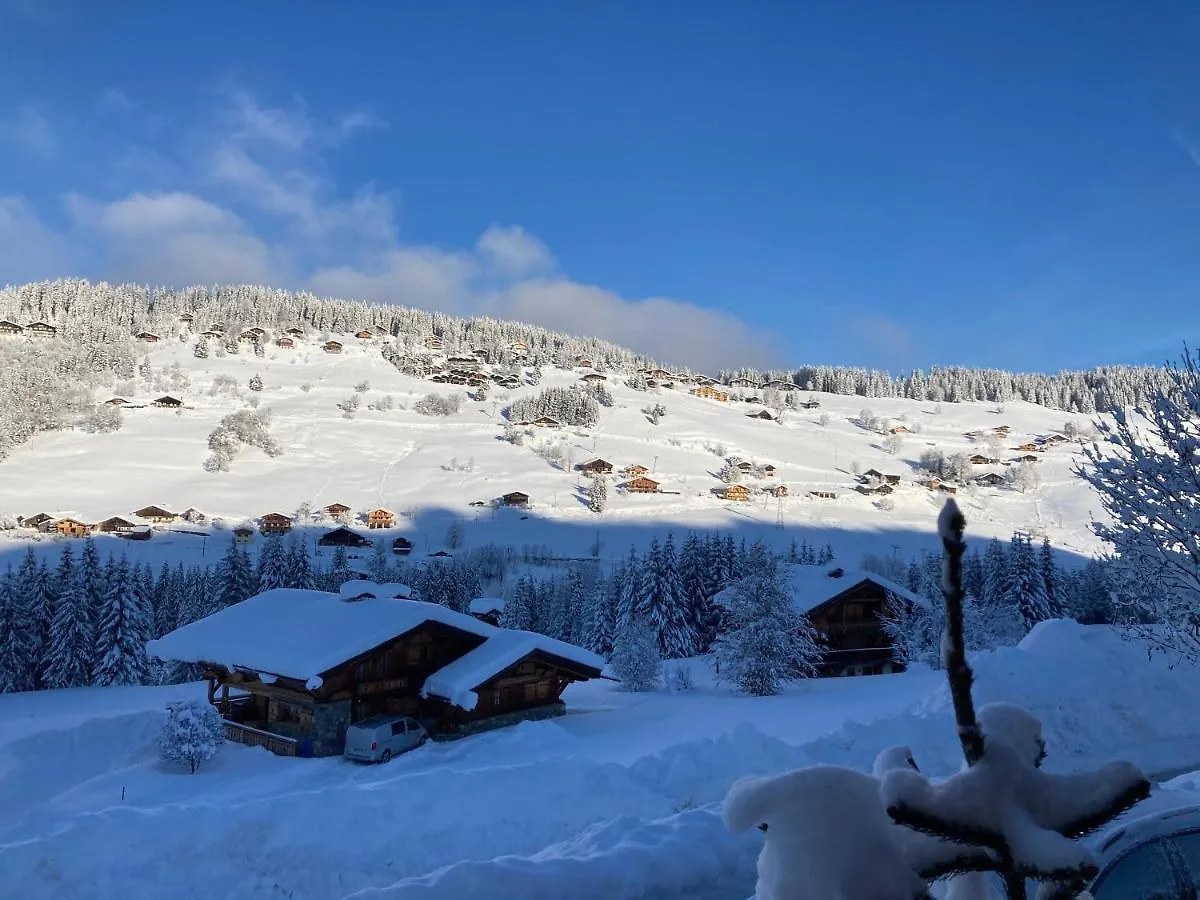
679,533,718,652
587,474,608,513
651,533,695,658
616,546,643,632
366,538,390,583
713,544,823,695
500,576,538,631
1005,533,1052,633
284,534,315,589
152,561,178,638
610,614,661,691
582,573,619,657
219,538,257,606
94,556,150,686
44,558,96,689
326,546,352,591
249,373,263,392
194,337,208,358
257,535,288,592
1039,536,1060,618
0,566,36,693
982,537,1007,612
159,699,225,774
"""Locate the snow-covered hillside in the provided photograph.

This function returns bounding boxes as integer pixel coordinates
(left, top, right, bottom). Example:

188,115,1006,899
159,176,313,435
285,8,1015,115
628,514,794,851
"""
0,330,1108,572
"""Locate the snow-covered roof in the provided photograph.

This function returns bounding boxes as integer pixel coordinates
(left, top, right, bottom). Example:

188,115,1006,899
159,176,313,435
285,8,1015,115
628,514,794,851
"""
420,630,604,711
337,579,415,600
713,565,929,616
469,596,506,615
146,588,495,683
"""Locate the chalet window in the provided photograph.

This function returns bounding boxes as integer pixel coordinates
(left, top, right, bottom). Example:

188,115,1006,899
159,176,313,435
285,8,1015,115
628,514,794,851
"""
492,688,502,707
536,681,550,700
523,683,537,702
406,645,426,666
845,603,863,619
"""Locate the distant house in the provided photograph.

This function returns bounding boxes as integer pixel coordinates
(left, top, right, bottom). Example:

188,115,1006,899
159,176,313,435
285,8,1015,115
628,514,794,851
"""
179,313,195,323
153,396,183,408
1014,454,1041,464
0,320,24,335
285,326,305,338
55,518,90,537
888,425,910,434
1014,442,1041,453
764,484,789,497
974,472,1005,487
968,454,998,465
392,536,414,555
762,464,777,477
249,327,266,336
799,399,821,409
324,340,344,354
624,464,649,478
125,525,152,541
94,516,136,534
624,476,660,493
104,397,128,406
276,336,295,349
576,458,614,475
715,484,751,502
530,416,561,428
424,336,444,350
135,331,160,343
324,502,352,518
367,508,395,530
808,490,837,500
201,330,222,339
509,341,528,353
260,513,293,535
735,461,754,472
855,483,894,496
746,409,774,420
181,507,208,524
354,329,374,340
501,491,530,508
580,372,607,383
22,512,54,530
233,525,256,544
318,527,372,548
646,368,673,380
861,469,901,485
1041,433,1069,445
575,357,594,367
763,379,796,391
469,597,506,627
25,321,57,338
994,425,1011,434
691,384,730,402
727,377,761,388
134,505,177,523
238,330,259,343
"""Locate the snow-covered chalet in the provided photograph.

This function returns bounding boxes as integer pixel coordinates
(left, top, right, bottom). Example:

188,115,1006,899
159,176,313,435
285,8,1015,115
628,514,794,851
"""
147,580,605,757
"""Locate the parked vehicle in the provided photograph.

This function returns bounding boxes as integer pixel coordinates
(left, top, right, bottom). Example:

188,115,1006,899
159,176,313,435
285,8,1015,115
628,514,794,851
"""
1086,803,1200,898
343,715,428,763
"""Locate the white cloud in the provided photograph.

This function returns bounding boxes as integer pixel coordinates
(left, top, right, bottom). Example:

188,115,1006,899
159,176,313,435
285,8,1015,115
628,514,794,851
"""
338,110,386,139
2,105,56,155
476,224,555,278
310,246,476,308
0,197,70,282
68,191,240,234
225,88,314,149
97,88,138,115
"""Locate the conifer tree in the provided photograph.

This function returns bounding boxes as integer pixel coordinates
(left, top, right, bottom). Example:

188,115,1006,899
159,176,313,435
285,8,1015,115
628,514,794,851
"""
611,614,661,692
645,534,694,658
583,573,619,657
257,535,288,592
1006,534,1052,632
219,537,257,606
94,556,150,686
45,561,95,689
982,538,1007,611
1039,536,1060,618
152,561,178,638
0,567,36,693
367,538,391,583
616,546,643,631
286,534,316,589
327,546,352,591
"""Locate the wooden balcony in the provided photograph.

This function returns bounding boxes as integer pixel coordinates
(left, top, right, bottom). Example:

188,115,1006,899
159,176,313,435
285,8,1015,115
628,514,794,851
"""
223,720,299,757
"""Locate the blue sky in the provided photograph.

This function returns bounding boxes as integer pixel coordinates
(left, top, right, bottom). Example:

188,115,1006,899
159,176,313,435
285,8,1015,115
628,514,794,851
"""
1,0,1199,373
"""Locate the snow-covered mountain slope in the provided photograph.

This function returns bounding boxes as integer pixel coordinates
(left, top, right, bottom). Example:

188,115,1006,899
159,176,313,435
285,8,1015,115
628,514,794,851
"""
0,332,1109,568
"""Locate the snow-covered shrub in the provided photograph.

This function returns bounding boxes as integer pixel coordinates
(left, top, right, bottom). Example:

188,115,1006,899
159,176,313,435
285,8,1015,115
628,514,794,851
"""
159,700,225,774
705,441,727,458
248,373,263,392
817,412,831,427
0,513,18,530
666,660,695,692
642,402,667,424
1006,462,1039,493
717,460,743,483
588,475,608,513
193,337,209,359
878,496,896,512
414,392,462,416
611,616,661,691
918,447,944,474
500,423,524,446
533,439,571,471
883,433,904,455
300,382,312,393
504,386,599,427
83,403,123,434
203,409,281,471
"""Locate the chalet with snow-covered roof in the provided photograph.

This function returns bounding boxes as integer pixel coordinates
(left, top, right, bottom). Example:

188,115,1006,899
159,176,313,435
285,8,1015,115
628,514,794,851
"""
25,321,56,337
318,527,372,548
134,505,177,523
799,399,821,409
238,330,259,343
580,372,607,383
146,584,605,755
862,469,901,485
808,490,838,500
576,458,614,475
994,425,1011,433
21,512,54,530
260,513,293,535
276,336,295,349
468,597,506,627
104,397,128,406
135,331,160,343
233,525,255,544
714,484,751,501
153,395,182,408
974,472,1005,487
1040,433,1069,445
208,322,225,332
764,484,789,497
528,416,561,428
575,357,593,367
424,336,444,350
1014,442,1041,453
968,454,998,465
888,424,910,434
855,483,894,496
179,312,195,323
509,341,528,353
94,516,136,534
201,330,222,339
623,464,649,478
181,507,207,524
501,491,530,508
1014,454,1040,463
285,326,305,337
324,340,344,354
763,379,796,391
918,477,957,495
392,536,414,555
324,502,352,518
354,329,374,340
624,476,660,493
366,508,395,530
727,377,761,388
691,384,729,402
0,319,23,335
55,517,90,537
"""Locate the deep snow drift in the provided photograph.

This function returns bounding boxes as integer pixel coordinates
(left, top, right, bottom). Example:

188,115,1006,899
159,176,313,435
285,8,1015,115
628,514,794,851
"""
2,621,1200,900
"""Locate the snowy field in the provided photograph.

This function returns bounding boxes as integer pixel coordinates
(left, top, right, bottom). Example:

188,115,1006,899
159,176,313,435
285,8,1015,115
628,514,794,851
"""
0,331,1108,576
3,620,1200,899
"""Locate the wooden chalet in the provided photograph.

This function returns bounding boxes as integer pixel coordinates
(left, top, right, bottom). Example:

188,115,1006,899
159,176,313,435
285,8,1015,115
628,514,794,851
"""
424,336,444,350
276,336,295,348
975,472,1005,487
238,330,259,343
763,379,796,391
207,322,225,333
0,319,24,335
234,526,255,544
153,395,183,408
645,368,673,380
808,490,837,500
530,416,561,428
855,483,894,496
762,464,777,476
580,372,607,383
764,484,789,497
576,458,614,475
146,586,605,756
624,476,660,493
200,330,222,339
888,425,910,434
994,425,1011,434
501,491,530,508
324,502,352,518
862,469,901,485
727,377,761,388
95,516,136,534
104,397,128,406
181,507,208,524
799,399,821,409
21,512,54,530
55,517,91,537
249,327,266,336
576,357,594,367
509,341,528,353
1014,442,1040,453
1041,433,1069,445
260,513,293,535
25,321,57,337
918,477,957,495
324,340,344,354
968,454,998,465
392,536,414,555
468,597,506,627
355,329,374,340
285,326,305,338
135,331,160,343
367,508,395,530
715,484,751,501
1015,454,1041,463
624,464,649,478
747,409,774,420
134,505,177,523
690,384,730,402
179,312,195,323
319,527,372,548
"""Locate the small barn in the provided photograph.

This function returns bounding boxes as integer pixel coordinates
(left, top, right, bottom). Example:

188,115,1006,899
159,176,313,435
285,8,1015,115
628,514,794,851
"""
862,469,901,485
501,491,530,508
975,472,1005,487
233,526,255,544
276,336,295,348
22,512,54,530
26,321,57,337
355,329,374,339
888,425,910,434
855,483,894,496
95,516,136,534
0,320,24,335
136,332,160,343
580,372,607,383
746,409,774,421
715,484,751,501
153,396,183,409
134,505,177,523
181,507,208,524
55,518,91,537
968,454,998,465
530,416,561,428
1015,442,1040,453
367,508,395,530
392,536,414,555
808,490,838,500
1015,454,1041,463
260,513,293,535
577,458,614,476
318,527,372,548
624,476,660,493
324,340,344,354
762,464,777,477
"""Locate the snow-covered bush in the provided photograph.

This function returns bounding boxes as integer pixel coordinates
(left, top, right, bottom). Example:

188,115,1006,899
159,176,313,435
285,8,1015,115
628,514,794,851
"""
209,374,238,397
611,616,661,691
203,409,281,471
918,447,944,474
533,439,571,471
817,412,831,427
354,380,370,393
504,386,599,427
159,700,225,774
415,392,462,416
878,496,896,512
1006,462,1040,493
588,475,608,513
883,433,904,455
248,373,263,392
300,382,312,393
666,660,695,692
83,403,123,434
642,402,667,425
717,459,743,483
500,422,524,446
193,337,209,359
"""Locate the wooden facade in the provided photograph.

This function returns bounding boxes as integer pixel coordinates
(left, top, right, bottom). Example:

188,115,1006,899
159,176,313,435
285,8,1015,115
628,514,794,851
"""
855,483,894,496
367,508,395,529
501,491,530,508
0,320,23,335
324,340,344,353
234,527,255,544
424,336,444,350
153,396,183,408
276,337,295,348
324,502,352,517
690,385,730,402
862,469,901,485
355,329,374,339
624,476,660,493
134,505,177,522
624,464,649,478
319,527,372,548
95,516,136,533
260,513,293,534
25,321,56,337
806,578,907,676
55,518,91,537
716,484,751,501
808,490,837,500
577,458,614,475
975,472,1005,486
136,332,160,342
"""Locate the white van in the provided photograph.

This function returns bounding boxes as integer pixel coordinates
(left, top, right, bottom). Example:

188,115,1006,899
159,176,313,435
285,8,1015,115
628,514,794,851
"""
343,714,428,763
